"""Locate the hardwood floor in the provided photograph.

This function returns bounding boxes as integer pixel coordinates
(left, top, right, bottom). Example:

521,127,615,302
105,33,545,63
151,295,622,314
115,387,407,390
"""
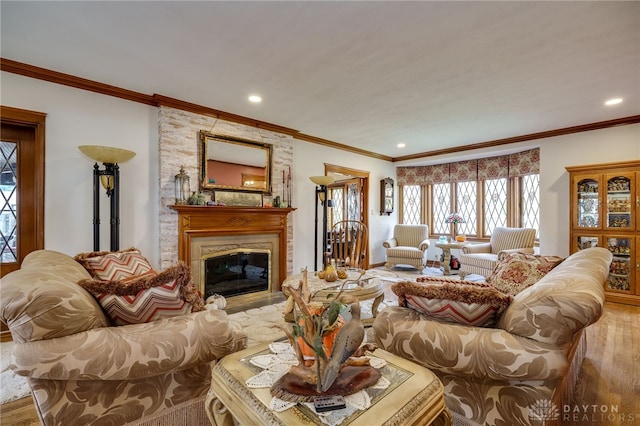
1,299,638,425
571,302,640,425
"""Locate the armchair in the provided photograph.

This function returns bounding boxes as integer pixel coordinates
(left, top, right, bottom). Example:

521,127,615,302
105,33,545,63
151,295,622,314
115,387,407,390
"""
383,224,430,270
458,226,536,278
0,250,247,426
373,247,612,426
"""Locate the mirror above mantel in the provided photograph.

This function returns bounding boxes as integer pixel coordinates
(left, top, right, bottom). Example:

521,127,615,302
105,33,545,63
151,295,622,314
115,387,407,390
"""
199,131,272,193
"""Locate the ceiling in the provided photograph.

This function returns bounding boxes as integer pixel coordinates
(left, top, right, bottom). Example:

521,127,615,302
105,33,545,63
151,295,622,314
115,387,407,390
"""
1,1,638,161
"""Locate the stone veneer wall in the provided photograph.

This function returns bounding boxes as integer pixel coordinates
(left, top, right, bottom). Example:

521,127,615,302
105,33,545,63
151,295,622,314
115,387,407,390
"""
158,106,295,271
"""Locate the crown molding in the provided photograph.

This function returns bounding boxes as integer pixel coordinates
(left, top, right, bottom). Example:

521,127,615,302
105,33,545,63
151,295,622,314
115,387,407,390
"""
3,57,638,164
1,58,156,106
152,94,298,136
392,115,640,162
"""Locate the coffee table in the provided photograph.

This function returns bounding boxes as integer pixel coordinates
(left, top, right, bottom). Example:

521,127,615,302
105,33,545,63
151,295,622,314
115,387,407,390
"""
281,270,384,326
205,341,451,426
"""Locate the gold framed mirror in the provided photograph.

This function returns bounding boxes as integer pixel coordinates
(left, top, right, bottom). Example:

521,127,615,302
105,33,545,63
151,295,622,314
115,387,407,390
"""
200,132,272,193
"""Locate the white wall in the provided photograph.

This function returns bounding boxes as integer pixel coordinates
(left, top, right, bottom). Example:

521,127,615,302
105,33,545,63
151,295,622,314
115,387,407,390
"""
3,71,638,268
1,72,159,264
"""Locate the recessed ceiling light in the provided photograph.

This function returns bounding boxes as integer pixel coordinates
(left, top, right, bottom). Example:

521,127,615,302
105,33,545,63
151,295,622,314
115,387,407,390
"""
248,95,262,103
397,143,406,148
604,98,623,106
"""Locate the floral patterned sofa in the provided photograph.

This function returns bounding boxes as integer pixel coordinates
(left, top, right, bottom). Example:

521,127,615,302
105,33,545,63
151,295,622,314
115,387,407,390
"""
0,249,247,426
372,247,612,426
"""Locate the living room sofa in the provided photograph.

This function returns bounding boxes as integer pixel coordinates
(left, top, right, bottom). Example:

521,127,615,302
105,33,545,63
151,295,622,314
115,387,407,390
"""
372,247,612,426
0,249,247,426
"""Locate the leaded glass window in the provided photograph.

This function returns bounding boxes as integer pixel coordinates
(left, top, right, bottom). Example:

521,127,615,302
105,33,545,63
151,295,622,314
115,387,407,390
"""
522,174,540,237
484,178,507,235
402,185,421,225
432,183,451,234
1,141,17,263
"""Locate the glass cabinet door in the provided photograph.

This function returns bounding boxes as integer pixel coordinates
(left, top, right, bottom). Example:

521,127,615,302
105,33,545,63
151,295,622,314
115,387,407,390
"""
575,177,600,229
605,174,634,231
574,235,600,252
606,236,633,293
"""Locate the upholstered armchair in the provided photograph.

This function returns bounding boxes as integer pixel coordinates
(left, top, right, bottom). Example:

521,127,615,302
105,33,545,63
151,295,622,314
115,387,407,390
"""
458,226,536,278
0,250,247,426
383,224,430,270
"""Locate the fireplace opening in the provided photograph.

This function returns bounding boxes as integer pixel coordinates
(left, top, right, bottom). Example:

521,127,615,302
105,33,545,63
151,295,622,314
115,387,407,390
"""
202,249,271,299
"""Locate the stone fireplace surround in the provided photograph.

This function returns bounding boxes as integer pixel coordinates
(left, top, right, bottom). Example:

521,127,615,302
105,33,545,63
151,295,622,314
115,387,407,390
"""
158,107,295,282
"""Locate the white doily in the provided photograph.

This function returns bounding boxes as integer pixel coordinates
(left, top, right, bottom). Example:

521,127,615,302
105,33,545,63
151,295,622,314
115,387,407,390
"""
245,343,389,426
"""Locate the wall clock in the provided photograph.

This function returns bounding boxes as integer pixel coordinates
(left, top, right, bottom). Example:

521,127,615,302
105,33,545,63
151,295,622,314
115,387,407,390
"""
380,177,394,215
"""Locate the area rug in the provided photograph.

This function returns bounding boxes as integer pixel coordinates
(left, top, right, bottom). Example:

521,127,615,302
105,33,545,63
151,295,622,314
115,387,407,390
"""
0,341,30,404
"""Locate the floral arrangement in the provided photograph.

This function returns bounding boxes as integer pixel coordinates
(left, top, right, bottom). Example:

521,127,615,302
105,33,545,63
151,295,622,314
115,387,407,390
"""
445,212,465,224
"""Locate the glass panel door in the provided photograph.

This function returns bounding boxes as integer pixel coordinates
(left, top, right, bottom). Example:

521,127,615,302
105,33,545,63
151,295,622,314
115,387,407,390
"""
606,175,633,230
576,178,599,229
0,141,17,263
606,236,632,293
575,235,600,252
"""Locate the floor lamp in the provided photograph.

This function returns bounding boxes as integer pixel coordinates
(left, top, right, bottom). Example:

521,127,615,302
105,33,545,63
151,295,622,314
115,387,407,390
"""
78,145,136,251
309,175,335,271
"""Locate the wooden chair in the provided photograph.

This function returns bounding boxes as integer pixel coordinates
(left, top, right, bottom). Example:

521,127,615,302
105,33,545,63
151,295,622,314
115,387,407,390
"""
327,220,368,269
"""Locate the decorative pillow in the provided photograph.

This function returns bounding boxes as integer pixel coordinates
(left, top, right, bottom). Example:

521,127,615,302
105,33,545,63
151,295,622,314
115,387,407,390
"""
487,253,564,296
392,280,512,327
77,257,205,325
74,248,155,281
416,275,492,287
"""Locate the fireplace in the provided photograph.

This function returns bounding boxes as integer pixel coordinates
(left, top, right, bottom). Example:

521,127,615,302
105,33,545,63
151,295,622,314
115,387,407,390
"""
169,205,295,298
202,249,271,298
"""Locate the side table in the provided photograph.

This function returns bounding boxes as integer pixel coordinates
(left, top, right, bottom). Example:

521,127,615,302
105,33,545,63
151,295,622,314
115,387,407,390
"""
434,242,467,275
205,341,451,425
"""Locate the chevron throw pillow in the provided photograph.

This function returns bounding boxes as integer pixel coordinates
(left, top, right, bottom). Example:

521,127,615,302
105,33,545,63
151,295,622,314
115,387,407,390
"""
75,249,205,325
78,262,205,325
75,248,155,281
392,280,512,327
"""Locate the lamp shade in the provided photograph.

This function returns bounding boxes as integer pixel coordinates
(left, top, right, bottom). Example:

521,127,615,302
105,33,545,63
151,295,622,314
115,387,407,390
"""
78,145,136,164
309,175,335,186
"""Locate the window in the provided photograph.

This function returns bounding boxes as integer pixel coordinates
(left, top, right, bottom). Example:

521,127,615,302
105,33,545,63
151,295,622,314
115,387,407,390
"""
484,178,508,234
431,183,450,234
521,174,540,237
401,185,422,225
397,149,540,240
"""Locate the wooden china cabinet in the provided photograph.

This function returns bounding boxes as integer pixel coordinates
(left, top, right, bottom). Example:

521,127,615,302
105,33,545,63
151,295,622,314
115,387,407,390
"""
566,160,640,306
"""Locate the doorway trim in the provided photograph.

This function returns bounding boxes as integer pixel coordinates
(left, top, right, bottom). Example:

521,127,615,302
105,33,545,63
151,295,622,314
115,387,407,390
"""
324,163,370,268
0,105,46,265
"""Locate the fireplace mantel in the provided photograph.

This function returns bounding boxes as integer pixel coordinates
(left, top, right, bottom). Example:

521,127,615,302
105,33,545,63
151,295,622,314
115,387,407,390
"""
169,205,295,291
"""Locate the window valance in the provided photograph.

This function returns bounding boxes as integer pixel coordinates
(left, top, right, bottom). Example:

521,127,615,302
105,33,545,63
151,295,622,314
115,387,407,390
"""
396,148,539,185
